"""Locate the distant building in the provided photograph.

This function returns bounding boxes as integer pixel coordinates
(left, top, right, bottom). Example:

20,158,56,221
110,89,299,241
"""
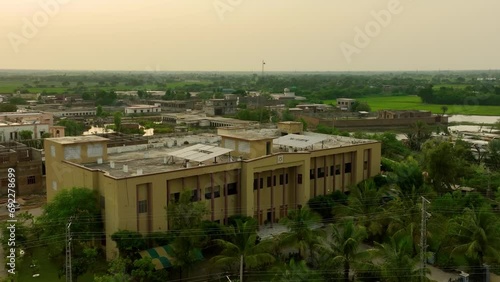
336,98,356,111
378,110,432,119
151,100,196,112
203,96,237,116
0,141,44,196
270,88,306,101
125,105,161,115
45,108,97,118
0,112,54,126
0,123,50,142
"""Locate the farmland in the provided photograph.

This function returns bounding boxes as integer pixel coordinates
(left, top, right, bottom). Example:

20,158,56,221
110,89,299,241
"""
325,95,500,116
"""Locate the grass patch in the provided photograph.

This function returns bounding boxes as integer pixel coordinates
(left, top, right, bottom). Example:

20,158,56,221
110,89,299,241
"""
17,247,107,282
324,96,500,116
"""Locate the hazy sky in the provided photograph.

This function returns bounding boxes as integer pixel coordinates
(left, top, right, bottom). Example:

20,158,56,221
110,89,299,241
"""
1,0,499,72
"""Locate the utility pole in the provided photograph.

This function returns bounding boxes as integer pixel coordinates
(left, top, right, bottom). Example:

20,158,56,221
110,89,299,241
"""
420,197,431,282
240,255,243,282
66,218,73,282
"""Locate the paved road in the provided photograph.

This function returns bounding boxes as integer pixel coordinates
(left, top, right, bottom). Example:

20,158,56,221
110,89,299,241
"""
0,206,43,279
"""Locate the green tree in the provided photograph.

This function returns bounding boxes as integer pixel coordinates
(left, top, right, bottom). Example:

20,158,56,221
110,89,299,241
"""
335,181,385,239
167,191,209,280
448,206,500,267
486,139,500,170
113,112,122,133
94,256,132,282
57,119,86,136
131,257,165,282
211,219,275,280
96,105,104,117
440,105,448,116
0,104,17,112
405,121,431,151
38,187,102,280
315,220,368,282
371,234,430,282
271,259,321,282
19,130,33,140
422,139,474,191
111,230,147,259
278,207,323,260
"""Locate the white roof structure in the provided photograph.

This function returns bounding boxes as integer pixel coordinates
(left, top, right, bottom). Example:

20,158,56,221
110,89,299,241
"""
166,144,233,163
273,134,328,149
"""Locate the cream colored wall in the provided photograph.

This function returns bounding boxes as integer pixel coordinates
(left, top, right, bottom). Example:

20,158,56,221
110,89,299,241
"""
45,138,381,260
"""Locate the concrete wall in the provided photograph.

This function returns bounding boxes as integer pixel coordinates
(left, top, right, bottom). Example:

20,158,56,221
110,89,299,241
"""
45,137,381,259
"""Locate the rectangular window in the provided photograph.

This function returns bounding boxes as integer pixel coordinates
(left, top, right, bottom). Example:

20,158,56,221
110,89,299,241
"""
279,174,284,185
267,176,272,187
309,169,315,180
298,174,303,184
274,175,277,186
286,174,289,184
345,163,352,173
191,189,199,202
213,186,220,198
173,192,180,202
205,186,221,199
27,176,36,184
364,161,368,170
137,200,148,213
317,168,325,178
330,165,334,176
227,183,237,195
253,179,258,190
335,165,341,175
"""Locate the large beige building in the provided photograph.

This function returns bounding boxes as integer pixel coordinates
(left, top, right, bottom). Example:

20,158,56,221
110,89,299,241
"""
45,124,381,259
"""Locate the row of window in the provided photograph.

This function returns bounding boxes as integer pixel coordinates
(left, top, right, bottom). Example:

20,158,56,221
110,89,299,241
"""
253,174,289,190
60,112,95,116
131,108,160,113
0,176,36,187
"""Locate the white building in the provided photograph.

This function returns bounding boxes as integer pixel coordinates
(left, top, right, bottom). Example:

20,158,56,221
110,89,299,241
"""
51,109,97,118
125,104,161,115
336,98,357,111
0,123,50,142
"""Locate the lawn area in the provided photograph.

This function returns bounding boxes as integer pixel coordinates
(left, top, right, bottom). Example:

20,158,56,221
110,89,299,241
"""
17,247,107,282
324,95,500,116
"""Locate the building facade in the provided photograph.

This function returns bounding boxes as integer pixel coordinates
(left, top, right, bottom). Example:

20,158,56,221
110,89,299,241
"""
125,105,161,115
45,129,381,259
0,141,44,196
336,98,356,111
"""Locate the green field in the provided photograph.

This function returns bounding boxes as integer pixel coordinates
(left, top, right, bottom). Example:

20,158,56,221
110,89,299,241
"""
325,95,500,116
0,80,212,94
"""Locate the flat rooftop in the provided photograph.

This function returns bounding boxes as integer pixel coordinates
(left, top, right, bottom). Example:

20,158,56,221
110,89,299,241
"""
80,129,376,178
47,136,109,145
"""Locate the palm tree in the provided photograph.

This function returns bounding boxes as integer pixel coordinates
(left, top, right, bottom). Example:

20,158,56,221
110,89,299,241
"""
315,219,368,282
335,180,385,240
406,121,431,151
371,234,430,282
271,259,321,282
278,207,323,260
448,206,500,266
211,219,275,280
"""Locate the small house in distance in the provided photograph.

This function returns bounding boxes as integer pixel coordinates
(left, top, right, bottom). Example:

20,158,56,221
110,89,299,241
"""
336,98,356,111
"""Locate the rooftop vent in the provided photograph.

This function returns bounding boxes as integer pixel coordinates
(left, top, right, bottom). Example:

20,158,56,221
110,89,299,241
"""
110,161,115,168
123,165,128,173
97,158,103,164
137,169,143,175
